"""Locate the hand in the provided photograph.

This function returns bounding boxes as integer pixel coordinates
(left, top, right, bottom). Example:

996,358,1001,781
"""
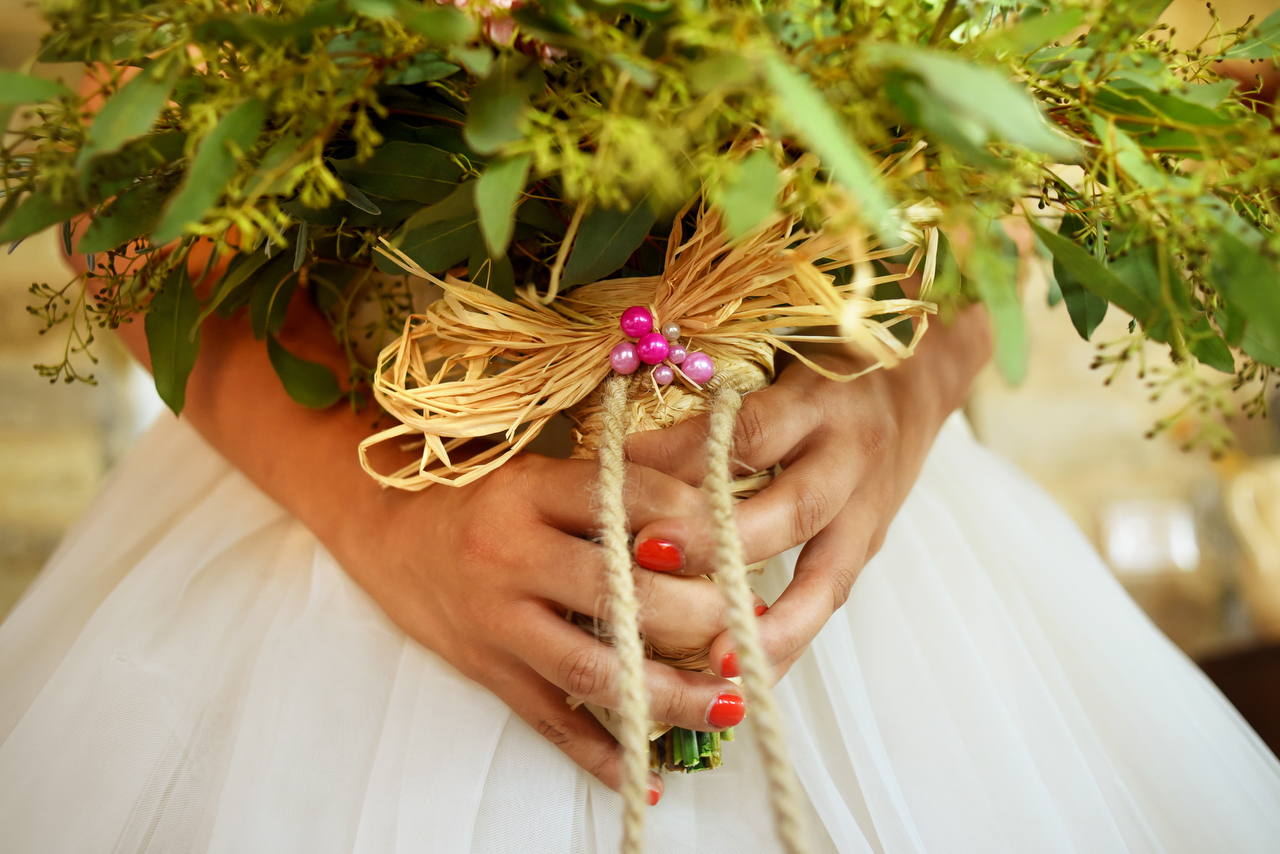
625,305,992,683
328,451,768,801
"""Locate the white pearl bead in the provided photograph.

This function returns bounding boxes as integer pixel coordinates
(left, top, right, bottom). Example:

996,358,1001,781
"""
661,321,681,342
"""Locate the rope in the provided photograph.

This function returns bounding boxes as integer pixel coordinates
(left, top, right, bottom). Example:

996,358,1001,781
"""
705,380,811,854
599,374,651,854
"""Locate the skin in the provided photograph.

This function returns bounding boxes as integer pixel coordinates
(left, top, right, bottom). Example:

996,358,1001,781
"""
82,240,991,803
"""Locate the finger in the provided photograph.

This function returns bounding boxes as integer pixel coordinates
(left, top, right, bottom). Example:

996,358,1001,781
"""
624,380,817,485
519,603,746,733
481,657,664,802
518,456,708,537
705,500,876,683
634,433,866,576
543,531,765,650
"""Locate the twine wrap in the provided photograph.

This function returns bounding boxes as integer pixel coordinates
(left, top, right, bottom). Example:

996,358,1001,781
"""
363,201,942,854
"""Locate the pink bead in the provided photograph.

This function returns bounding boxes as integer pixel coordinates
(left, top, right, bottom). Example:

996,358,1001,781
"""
609,342,640,374
636,332,670,365
620,306,654,339
682,351,715,384
667,343,687,365
653,364,674,385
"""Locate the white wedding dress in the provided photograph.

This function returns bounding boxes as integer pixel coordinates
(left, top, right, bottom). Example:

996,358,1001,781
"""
1,412,1278,853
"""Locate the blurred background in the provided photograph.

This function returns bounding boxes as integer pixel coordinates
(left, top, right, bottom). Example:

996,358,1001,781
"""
2,1,1279,747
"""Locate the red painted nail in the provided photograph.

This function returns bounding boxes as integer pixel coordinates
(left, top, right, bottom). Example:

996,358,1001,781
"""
720,650,740,679
647,783,661,806
755,604,768,617
706,693,745,728
636,539,683,572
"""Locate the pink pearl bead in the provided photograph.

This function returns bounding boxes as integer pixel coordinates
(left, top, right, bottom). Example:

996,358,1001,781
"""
620,306,654,339
682,351,715,384
653,364,674,385
609,342,640,375
667,343,687,365
636,332,670,365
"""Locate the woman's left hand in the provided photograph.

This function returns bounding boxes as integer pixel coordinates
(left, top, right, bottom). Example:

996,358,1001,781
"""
624,303,992,682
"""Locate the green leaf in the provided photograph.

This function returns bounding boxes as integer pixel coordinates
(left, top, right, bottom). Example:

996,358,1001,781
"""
282,196,420,228
1029,219,1160,326
79,177,175,253
1052,214,1108,340
966,221,1025,384
398,1,476,43
152,98,267,244
1208,231,1280,367
388,51,460,86
77,64,179,173
468,230,516,300
0,189,87,243
715,150,778,238
464,56,544,155
400,180,476,232
144,266,201,415
198,250,272,326
1225,9,1280,59
980,9,1085,55
561,198,658,288
0,71,71,105
266,335,343,409
475,154,531,256
885,72,1000,168
331,141,463,205
762,55,897,244
867,45,1079,163
391,216,477,274
515,198,566,236
1186,318,1236,374
249,255,299,341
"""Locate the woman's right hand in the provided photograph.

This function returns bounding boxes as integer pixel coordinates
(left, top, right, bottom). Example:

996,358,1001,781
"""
329,451,758,801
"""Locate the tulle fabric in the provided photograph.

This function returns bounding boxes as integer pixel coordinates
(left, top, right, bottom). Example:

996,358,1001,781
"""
1,414,1277,853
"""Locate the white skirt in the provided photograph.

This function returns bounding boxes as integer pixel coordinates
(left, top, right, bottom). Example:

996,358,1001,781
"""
1,415,1278,854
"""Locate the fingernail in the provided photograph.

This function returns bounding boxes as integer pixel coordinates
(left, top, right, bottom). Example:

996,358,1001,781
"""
647,782,661,806
706,693,745,728
720,650,739,679
755,604,768,617
636,539,683,572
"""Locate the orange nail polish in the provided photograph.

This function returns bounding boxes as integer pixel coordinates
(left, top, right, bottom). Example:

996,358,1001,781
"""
706,693,745,728
755,604,768,617
720,650,740,678
647,783,661,806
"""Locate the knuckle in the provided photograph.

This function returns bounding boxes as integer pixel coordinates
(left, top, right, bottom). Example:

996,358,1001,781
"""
536,715,575,747
830,564,859,610
456,515,506,568
791,483,832,544
858,417,897,461
734,405,769,468
653,680,692,726
559,647,609,700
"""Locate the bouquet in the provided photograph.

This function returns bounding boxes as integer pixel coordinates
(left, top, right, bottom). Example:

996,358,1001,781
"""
4,1,1280,850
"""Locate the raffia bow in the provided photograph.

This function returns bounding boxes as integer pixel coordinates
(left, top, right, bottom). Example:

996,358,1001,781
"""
359,200,942,488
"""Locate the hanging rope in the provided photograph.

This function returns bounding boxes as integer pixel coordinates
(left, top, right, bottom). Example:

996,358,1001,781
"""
598,374,651,854
705,379,810,854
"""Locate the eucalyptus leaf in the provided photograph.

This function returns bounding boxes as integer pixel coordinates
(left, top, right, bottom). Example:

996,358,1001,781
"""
384,215,478,275
144,266,201,415
267,335,343,408
1052,214,1109,340
331,141,463,204
79,177,174,253
1224,9,1280,59
464,56,544,155
0,189,87,243
979,9,1085,55
152,98,267,244
198,250,271,325
475,154,531,255
77,64,179,173
1030,219,1160,325
763,55,896,243
249,255,300,340
965,222,1026,384
1208,231,1280,367
468,230,516,300
868,45,1079,162
337,178,381,215
715,150,778,238
561,198,658,288
0,71,72,105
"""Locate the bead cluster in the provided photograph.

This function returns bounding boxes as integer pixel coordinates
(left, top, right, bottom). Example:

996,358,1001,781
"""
608,306,716,386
